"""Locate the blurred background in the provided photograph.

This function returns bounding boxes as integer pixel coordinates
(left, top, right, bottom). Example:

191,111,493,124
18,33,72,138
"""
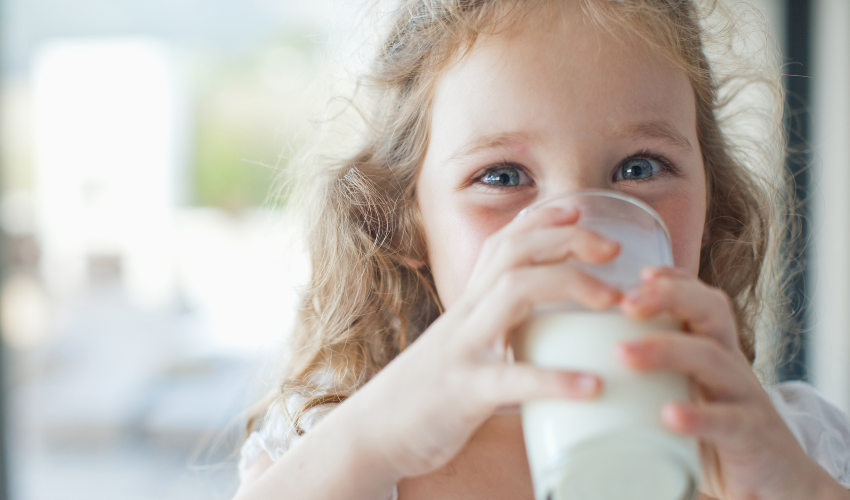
0,0,847,499
0,0,352,498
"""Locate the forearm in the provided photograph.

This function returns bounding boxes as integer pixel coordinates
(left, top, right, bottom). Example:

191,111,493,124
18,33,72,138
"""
812,471,850,500
233,405,399,500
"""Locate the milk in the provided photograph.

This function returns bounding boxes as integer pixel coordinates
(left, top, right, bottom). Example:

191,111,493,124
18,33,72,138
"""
515,310,701,500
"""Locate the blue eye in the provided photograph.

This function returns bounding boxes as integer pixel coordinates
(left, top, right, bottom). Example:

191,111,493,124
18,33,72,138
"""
614,157,664,181
480,165,527,188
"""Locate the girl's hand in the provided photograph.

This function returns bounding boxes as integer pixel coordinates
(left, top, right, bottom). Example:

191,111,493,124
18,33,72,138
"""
338,205,620,483
617,267,850,500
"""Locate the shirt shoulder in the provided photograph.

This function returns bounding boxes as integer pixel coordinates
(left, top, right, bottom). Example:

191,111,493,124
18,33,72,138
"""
237,394,326,478
768,380,850,487
236,395,398,499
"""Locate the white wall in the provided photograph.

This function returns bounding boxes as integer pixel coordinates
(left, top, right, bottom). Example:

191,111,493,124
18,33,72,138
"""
810,0,850,413
32,39,181,308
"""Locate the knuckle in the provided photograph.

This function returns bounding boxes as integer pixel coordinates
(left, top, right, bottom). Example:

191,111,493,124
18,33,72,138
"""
708,289,737,331
480,235,501,257
701,338,727,367
497,268,526,293
493,272,513,294
476,365,528,405
440,366,466,391
650,336,674,364
713,288,734,312
510,367,536,394
654,276,676,297
486,237,521,267
498,237,522,259
470,368,497,402
453,295,476,315
490,274,529,311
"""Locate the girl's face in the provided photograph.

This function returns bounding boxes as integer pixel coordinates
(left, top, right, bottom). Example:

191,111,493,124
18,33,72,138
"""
416,8,707,308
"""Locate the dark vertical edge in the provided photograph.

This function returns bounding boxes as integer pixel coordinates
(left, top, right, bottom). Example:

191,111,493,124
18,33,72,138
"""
778,0,812,382
0,2,8,498
0,0,8,495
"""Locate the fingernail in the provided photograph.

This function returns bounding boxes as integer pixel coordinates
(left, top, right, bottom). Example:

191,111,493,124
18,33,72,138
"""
603,240,619,254
577,374,599,393
614,341,643,361
661,403,680,428
556,205,578,217
640,267,658,282
662,403,695,433
623,288,642,304
617,341,642,356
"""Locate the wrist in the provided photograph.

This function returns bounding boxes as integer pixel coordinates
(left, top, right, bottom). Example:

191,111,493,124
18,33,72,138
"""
346,418,406,488
327,391,407,490
236,403,400,500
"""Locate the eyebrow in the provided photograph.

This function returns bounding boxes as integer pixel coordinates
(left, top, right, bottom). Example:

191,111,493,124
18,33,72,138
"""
621,120,692,152
446,120,691,163
446,131,533,163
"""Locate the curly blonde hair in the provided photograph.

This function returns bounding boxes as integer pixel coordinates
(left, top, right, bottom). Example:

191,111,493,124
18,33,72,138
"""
249,0,788,435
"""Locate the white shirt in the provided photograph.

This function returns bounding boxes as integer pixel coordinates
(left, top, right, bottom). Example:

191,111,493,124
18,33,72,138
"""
767,381,850,486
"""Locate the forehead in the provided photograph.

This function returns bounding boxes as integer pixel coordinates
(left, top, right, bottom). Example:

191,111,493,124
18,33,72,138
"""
428,6,697,156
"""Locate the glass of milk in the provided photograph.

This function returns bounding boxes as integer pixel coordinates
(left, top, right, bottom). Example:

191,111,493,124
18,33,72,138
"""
512,190,701,500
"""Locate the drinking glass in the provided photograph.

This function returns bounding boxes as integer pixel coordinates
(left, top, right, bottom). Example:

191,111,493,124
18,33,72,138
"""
513,190,701,500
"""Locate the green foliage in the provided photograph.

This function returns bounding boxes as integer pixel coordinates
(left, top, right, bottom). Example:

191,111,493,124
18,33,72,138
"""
193,114,281,210
191,36,318,210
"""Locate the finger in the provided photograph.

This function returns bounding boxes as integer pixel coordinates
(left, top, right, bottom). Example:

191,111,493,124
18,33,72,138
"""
501,205,579,238
464,264,620,348
661,401,781,454
474,206,580,268
466,206,582,299
620,274,739,352
467,223,618,304
640,266,691,281
473,363,603,407
615,334,754,399
479,226,619,285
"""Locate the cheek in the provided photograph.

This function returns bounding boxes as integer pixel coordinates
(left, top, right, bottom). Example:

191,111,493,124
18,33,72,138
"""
654,195,706,275
422,197,516,307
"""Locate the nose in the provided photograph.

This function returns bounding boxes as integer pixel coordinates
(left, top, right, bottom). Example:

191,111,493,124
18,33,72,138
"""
536,165,614,202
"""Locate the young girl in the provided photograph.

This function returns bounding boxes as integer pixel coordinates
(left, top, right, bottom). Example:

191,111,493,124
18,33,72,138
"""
235,0,850,499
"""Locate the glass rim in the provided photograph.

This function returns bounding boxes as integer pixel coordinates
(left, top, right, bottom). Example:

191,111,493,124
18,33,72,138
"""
522,189,672,245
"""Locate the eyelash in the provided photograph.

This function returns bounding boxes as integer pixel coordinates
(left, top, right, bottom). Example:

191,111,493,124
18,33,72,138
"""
472,160,531,190
472,150,678,189
615,150,679,182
